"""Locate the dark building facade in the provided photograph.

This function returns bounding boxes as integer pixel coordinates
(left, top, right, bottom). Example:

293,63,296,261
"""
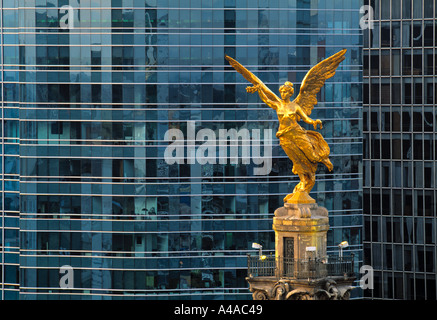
363,0,437,299
1,1,20,299
0,1,362,299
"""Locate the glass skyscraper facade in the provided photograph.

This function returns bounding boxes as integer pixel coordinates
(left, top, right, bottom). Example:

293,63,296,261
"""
363,0,437,299
1,2,20,299
0,0,362,299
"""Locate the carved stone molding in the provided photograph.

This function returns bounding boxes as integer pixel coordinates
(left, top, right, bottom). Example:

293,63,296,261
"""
247,276,355,300
274,202,328,220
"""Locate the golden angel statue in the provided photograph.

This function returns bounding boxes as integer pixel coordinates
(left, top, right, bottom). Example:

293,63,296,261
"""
226,49,347,204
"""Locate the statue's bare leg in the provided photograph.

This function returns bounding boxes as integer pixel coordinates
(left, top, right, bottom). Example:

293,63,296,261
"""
292,181,304,194
303,173,315,193
284,173,315,202
293,173,315,193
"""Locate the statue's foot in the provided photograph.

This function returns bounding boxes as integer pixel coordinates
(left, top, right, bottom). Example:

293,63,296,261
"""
283,193,294,203
323,158,333,172
284,191,316,204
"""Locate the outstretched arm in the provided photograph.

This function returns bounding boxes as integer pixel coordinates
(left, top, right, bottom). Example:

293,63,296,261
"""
225,55,282,108
247,85,278,110
296,106,322,129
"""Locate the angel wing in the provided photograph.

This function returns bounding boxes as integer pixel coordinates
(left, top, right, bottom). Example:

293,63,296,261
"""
225,55,281,105
293,49,347,117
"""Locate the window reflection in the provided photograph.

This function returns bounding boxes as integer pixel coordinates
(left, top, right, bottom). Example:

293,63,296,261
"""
13,3,363,299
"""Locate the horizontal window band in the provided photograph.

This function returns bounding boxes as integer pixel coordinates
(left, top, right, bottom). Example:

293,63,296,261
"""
17,226,361,234
0,283,19,287
8,81,361,86
18,181,360,189
19,173,362,180
17,212,362,220
18,286,249,294
19,248,270,255
20,253,255,259
8,33,364,39
8,43,361,47
18,143,362,149
18,117,362,122
18,288,251,296
2,30,364,35
19,176,361,184
18,291,250,298
18,153,363,160
18,216,275,221
6,7,363,11
17,228,271,234
18,221,362,229
18,137,363,143
19,188,362,197
12,101,363,106
18,216,361,223
3,66,362,72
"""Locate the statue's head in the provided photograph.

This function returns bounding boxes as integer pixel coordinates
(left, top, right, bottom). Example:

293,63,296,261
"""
279,81,294,100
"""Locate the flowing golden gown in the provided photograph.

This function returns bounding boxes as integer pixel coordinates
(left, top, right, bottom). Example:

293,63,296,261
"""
277,122,330,178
